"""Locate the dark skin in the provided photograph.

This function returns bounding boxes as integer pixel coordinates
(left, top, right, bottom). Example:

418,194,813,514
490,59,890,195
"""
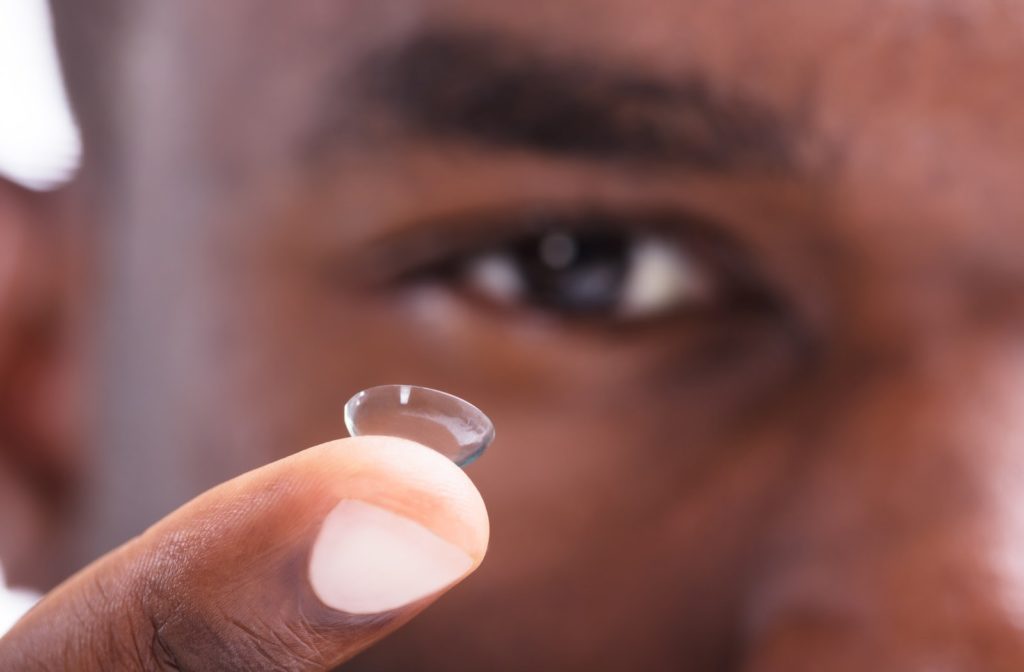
2,0,1024,669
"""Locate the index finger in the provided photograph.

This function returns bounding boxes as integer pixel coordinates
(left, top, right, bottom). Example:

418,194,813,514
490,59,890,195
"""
0,436,489,670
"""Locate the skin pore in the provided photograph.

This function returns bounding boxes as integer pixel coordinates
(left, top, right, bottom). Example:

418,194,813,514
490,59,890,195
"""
4,0,1024,669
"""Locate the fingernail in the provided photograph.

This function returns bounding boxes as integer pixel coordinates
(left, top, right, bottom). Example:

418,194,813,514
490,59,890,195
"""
309,499,475,614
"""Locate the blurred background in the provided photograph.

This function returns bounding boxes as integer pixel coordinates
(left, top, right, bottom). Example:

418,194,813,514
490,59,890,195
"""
0,0,79,191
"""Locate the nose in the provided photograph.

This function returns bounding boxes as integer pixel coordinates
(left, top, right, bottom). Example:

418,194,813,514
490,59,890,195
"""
740,342,1024,671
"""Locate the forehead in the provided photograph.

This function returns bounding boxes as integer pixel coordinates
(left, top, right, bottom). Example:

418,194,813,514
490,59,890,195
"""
118,0,1024,264
137,1,1024,173
167,0,1023,98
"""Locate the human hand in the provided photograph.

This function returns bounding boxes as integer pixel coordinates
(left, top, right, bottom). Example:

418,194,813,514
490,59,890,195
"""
0,436,488,670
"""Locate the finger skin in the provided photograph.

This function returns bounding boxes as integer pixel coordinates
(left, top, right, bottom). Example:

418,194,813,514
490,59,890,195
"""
0,436,489,671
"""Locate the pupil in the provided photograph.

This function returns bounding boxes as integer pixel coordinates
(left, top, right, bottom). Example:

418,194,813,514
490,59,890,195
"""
512,231,629,313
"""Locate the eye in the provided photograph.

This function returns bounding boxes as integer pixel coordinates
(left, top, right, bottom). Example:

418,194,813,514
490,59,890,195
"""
455,228,714,320
360,208,774,326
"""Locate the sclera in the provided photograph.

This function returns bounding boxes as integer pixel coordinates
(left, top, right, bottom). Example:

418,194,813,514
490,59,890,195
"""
344,385,495,467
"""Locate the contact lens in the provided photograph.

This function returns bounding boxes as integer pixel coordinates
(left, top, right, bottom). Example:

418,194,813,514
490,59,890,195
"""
344,385,495,467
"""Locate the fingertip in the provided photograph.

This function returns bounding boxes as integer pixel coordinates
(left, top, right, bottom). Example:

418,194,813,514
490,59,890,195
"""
309,498,477,614
298,436,489,615
304,435,490,564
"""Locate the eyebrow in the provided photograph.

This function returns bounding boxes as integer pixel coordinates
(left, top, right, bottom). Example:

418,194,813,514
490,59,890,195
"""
349,29,797,173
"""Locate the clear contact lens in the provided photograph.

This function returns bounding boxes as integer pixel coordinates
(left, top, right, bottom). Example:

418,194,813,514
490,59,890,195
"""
344,385,495,467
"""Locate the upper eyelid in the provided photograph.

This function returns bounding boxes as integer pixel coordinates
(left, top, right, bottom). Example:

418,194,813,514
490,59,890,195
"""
352,205,728,285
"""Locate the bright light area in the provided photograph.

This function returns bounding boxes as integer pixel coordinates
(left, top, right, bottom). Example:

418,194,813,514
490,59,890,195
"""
0,0,81,191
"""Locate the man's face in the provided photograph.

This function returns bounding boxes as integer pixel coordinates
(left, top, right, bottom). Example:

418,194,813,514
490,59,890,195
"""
69,0,1024,669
